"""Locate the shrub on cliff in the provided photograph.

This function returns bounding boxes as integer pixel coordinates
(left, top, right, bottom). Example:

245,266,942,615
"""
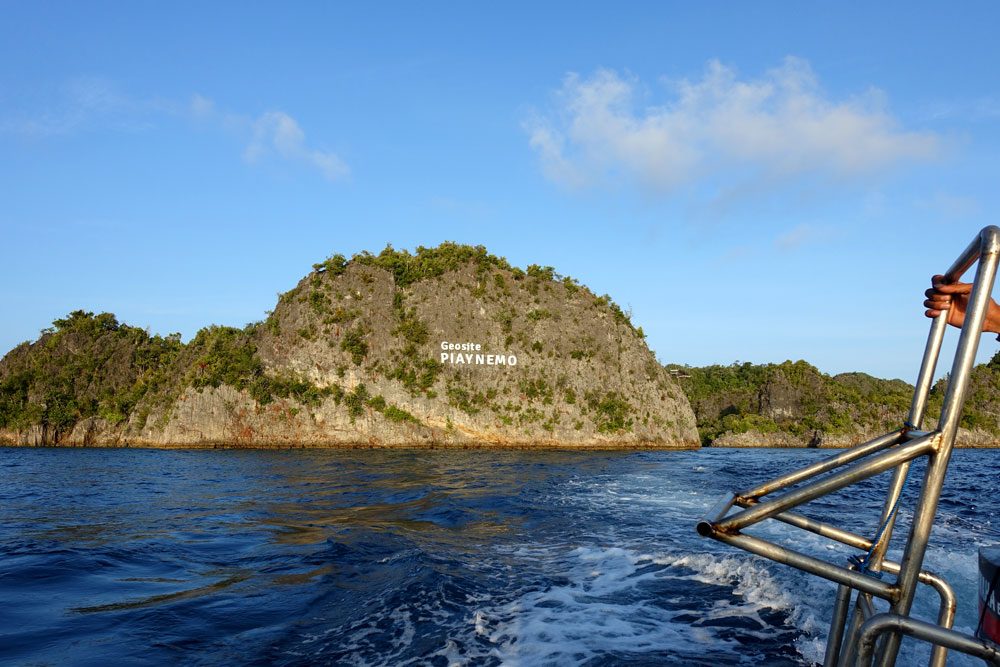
188,325,340,407
353,242,514,287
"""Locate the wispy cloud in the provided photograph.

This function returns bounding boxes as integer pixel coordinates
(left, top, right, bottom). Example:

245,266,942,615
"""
0,76,168,135
527,58,941,195
243,111,349,182
2,79,348,182
774,223,836,251
917,191,982,221
921,97,1000,123
191,95,349,182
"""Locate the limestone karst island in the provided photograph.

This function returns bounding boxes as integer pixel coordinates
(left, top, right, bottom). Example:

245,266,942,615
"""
0,244,698,448
2,243,999,449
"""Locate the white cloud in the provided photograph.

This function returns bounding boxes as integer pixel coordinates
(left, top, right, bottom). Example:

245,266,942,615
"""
2,80,348,182
189,95,350,182
526,120,586,188
528,58,941,194
243,111,349,182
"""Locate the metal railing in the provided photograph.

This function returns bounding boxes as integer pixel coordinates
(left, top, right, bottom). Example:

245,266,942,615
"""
696,226,1000,666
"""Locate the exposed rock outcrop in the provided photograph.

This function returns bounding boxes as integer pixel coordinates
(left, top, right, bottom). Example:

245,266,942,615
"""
0,244,699,449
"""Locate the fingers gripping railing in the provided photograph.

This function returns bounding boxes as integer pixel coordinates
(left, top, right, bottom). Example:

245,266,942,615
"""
695,226,1000,667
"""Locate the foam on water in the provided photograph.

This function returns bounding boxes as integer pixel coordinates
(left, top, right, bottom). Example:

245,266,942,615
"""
469,543,828,666
479,546,727,665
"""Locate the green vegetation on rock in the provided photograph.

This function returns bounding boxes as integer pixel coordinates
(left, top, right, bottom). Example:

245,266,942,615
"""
388,295,442,396
340,327,369,365
675,356,1000,446
0,242,696,448
353,242,515,287
933,351,1000,433
0,311,183,433
312,253,348,276
586,391,634,434
188,325,341,408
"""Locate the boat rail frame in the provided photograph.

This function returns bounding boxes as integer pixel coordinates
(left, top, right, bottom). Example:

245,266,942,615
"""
696,226,1000,666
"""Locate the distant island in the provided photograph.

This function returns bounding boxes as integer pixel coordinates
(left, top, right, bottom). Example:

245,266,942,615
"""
673,357,1000,448
2,243,997,450
0,244,698,448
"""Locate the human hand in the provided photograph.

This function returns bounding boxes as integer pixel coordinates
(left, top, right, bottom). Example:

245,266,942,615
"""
924,275,970,328
924,274,1000,333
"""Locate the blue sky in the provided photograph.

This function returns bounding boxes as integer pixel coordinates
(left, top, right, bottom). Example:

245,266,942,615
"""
3,2,1000,380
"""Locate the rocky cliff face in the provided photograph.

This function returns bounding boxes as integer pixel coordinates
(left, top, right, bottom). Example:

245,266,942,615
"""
0,244,699,449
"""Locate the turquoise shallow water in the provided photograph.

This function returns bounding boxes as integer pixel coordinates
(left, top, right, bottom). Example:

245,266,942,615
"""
0,446,997,666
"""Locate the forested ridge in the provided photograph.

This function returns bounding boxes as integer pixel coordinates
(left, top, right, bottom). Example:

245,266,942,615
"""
673,356,1000,447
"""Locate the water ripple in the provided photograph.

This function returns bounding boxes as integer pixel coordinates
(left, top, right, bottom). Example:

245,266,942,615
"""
0,446,996,666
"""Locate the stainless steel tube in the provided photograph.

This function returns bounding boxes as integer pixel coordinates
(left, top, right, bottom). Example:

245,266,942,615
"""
907,315,948,429
825,584,854,667
878,227,1000,667
883,557,958,663
854,564,957,666
876,562,957,628
858,593,877,621
766,508,873,551
862,462,912,576
916,570,957,667
696,493,737,536
838,597,871,667
741,500,958,654
698,227,1000,667
938,235,1000,440
738,431,903,500
857,613,1000,666
718,436,934,533
941,225,1000,283
708,531,897,600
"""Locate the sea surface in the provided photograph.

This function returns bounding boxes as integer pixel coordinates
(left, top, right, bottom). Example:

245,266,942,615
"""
0,446,998,666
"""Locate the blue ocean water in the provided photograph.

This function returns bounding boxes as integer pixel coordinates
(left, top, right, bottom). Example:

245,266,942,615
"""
0,446,997,666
